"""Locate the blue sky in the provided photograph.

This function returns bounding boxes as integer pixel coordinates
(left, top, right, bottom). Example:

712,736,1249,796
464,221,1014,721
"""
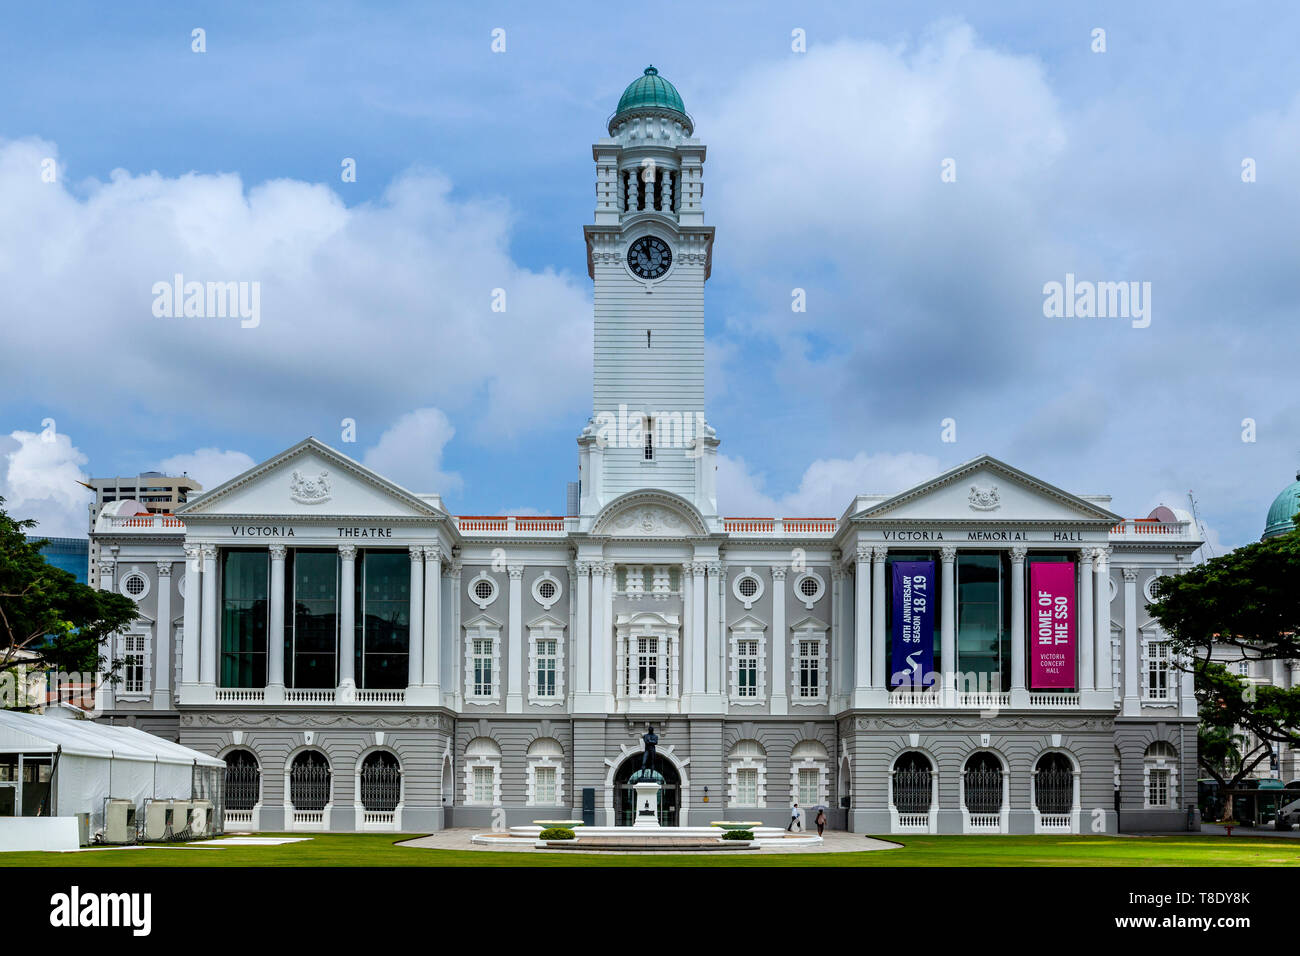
1,1,1297,552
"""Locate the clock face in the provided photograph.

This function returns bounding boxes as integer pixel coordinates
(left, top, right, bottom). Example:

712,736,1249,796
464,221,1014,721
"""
627,236,672,279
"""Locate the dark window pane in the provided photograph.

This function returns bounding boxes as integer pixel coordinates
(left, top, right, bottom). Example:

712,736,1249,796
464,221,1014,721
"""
220,550,268,688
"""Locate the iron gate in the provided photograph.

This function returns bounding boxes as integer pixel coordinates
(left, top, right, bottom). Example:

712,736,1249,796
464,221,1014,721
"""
1034,768,1073,814
892,769,933,813
224,761,260,811
360,762,401,812
290,759,331,811
963,767,1004,813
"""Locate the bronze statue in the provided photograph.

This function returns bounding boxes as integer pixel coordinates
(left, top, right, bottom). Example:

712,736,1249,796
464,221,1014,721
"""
640,725,658,773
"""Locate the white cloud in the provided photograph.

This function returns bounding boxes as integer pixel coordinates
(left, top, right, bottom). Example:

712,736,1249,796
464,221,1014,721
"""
361,407,462,496
718,450,942,517
156,448,257,492
0,140,592,442
1,429,91,537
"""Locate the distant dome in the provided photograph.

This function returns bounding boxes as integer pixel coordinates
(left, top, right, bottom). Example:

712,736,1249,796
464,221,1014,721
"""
1263,471,1300,539
611,66,689,130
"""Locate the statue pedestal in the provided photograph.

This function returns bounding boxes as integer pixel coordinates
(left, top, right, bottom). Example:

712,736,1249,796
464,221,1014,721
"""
631,781,662,829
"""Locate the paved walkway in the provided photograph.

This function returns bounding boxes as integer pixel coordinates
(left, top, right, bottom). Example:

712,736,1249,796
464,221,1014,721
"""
398,827,899,855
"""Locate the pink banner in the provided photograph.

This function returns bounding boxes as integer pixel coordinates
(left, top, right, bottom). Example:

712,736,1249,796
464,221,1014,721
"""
1029,562,1076,689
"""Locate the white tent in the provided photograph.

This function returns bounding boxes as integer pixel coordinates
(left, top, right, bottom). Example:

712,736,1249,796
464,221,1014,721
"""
0,710,223,836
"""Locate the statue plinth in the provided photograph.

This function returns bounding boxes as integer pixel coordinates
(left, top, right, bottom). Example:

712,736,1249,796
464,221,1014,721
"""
631,781,662,829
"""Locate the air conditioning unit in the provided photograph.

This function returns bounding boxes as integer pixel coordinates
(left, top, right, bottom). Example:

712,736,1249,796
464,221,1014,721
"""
189,800,212,837
143,799,171,841
170,800,191,835
105,799,137,844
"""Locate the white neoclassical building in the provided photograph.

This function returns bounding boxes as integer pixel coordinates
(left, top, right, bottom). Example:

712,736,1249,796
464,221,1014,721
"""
91,66,1203,834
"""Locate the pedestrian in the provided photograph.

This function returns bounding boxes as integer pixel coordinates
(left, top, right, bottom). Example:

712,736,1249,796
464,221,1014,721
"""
787,801,803,832
815,807,827,836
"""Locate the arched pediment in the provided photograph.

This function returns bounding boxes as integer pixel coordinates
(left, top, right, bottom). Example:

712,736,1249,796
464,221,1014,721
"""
592,490,708,537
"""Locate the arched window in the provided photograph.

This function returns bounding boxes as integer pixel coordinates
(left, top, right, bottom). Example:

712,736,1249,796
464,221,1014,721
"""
728,739,767,808
360,751,401,812
526,737,564,806
892,752,933,814
791,740,829,807
963,752,1003,814
223,749,260,811
289,751,331,811
464,737,502,806
1034,753,1074,814
1144,740,1178,808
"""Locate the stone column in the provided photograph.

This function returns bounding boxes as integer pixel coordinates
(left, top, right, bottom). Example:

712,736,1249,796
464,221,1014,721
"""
871,547,887,688
1122,565,1139,716
714,564,727,697
680,562,693,699
407,546,424,689
338,545,357,691
770,565,788,715
691,563,707,696
449,553,463,705
181,545,201,686
507,564,524,712
267,545,287,696
588,563,606,701
574,563,591,694
153,562,173,707
940,547,957,704
1077,549,1095,692
199,545,218,686
423,546,442,701
1095,548,1113,696
1010,547,1026,695
853,547,871,705
830,565,844,700
601,563,616,698
97,556,115,592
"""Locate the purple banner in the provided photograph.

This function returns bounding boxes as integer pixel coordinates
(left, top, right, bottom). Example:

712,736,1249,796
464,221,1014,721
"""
1029,562,1076,689
891,561,935,688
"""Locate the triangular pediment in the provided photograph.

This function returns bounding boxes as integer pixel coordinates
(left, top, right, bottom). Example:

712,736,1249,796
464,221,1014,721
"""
851,455,1120,525
175,437,446,520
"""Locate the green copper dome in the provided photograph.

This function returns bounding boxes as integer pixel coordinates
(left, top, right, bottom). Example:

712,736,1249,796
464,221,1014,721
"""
1262,472,1300,539
612,66,688,125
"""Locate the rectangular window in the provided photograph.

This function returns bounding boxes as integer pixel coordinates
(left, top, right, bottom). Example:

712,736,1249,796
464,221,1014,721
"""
643,418,654,460
956,552,1009,691
798,640,820,698
1148,769,1169,807
798,768,820,806
355,550,409,690
534,766,556,804
472,639,494,697
123,634,146,694
220,549,268,688
637,636,659,696
737,639,758,697
1147,642,1171,700
736,767,758,806
536,638,557,697
285,550,338,689
472,766,494,804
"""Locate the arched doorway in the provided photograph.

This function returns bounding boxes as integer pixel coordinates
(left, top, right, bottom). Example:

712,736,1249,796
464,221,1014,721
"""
613,753,681,827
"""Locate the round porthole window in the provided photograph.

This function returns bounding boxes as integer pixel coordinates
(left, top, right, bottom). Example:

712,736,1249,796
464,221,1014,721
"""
119,571,150,601
468,572,499,610
793,571,825,608
731,568,766,609
531,572,562,610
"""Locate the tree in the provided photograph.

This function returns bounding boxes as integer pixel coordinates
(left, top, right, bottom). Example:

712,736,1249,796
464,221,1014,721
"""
0,495,137,710
1148,518,1300,821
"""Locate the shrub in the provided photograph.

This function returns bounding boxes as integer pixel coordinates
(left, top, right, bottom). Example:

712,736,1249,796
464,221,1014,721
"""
538,827,576,840
720,829,754,841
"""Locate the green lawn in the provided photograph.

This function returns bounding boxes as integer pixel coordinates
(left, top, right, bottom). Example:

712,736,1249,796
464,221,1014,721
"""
2,833,1298,866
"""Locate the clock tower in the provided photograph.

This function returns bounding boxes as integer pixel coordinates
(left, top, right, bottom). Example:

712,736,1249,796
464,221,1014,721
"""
578,66,719,526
